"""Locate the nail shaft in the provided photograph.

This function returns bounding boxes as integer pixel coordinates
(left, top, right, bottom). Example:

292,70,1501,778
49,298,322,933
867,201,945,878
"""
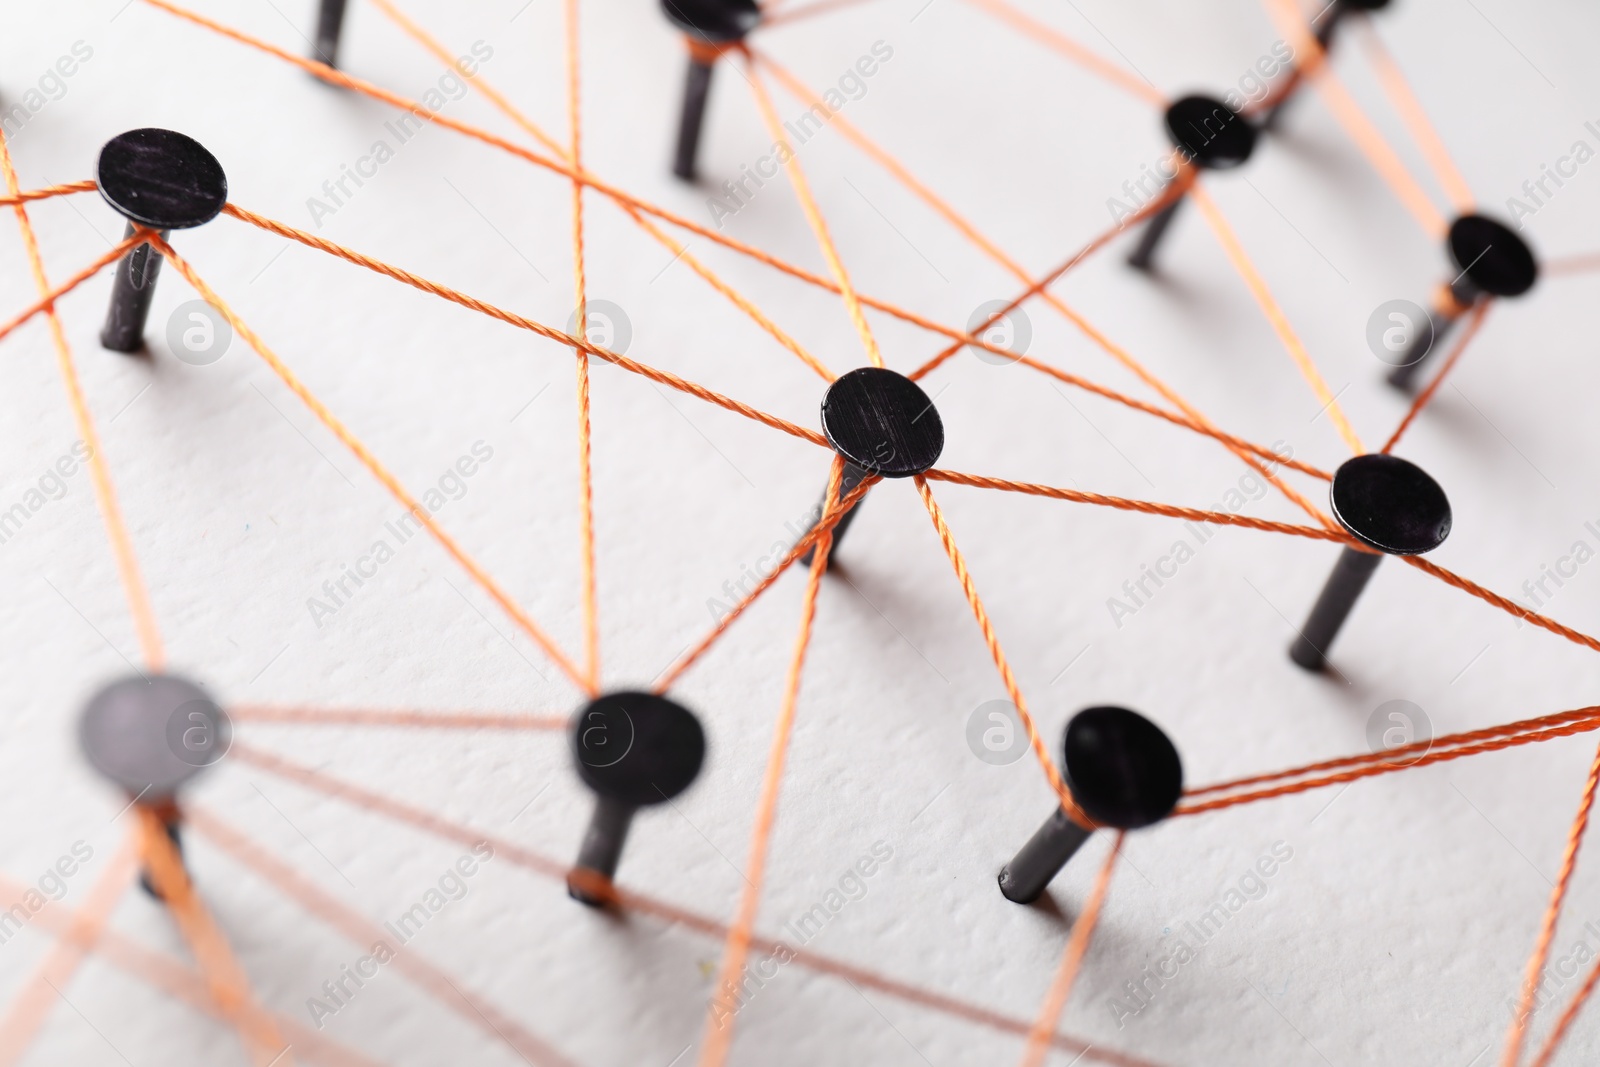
100,223,167,353
315,0,349,68
1127,195,1184,271
998,806,1094,904
568,795,637,905
800,461,869,568
673,57,716,181
1289,545,1384,670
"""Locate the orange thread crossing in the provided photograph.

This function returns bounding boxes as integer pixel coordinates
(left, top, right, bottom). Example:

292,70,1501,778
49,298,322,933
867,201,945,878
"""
218,204,830,448
138,807,290,1065
923,468,1350,543
366,0,835,382
0,835,138,1067
1502,737,1600,1067
1530,955,1600,1067
654,471,879,693
231,705,566,730
1189,181,1365,455
152,236,594,693
915,476,1093,826
565,0,601,691
1354,17,1475,213
1263,0,1447,239
698,458,845,1067
0,234,144,349
0,132,166,671
1018,834,1123,1067
1381,301,1490,454
190,808,578,1067
746,59,884,369
958,0,1165,106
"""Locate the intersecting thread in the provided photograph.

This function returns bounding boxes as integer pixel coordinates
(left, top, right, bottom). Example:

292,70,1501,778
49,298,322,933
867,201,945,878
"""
1261,0,1447,239
746,60,884,369
219,203,829,448
0,233,144,349
137,807,290,1065
1382,301,1490,454
923,468,1350,542
230,743,1166,1067
1502,737,1600,1067
152,235,595,693
1019,835,1123,1067
1188,182,1365,455
0,134,166,671
699,457,846,1067
915,476,1094,826
655,471,879,693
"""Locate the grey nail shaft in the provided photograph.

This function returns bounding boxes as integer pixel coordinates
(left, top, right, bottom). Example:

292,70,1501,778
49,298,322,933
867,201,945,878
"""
315,0,349,68
101,223,167,353
1259,6,1344,131
1289,545,1384,671
1388,282,1477,391
1126,196,1184,271
673,57,716,181
800,462,870,569
998,806,1094,904
568,795,636,905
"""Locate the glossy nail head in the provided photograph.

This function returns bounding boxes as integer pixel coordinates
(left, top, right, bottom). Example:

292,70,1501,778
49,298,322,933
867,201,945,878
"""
78,674,231,900
799,367,945,568
1259,0,1391,131
97,129,227,354
568,691,706,906
998,707,1183,905
662,0,760,181
1387,214,1537,391
314,0,350,69
1289,454,1452,671
1128,95,1257,271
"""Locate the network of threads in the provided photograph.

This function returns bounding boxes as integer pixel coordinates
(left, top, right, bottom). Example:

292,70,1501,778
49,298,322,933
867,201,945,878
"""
0,0,1597,1065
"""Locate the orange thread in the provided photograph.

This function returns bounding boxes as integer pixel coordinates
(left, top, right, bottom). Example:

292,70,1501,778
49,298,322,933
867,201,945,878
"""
566,0,600,692
1262,0,1447,239
759,0,880,29
0,134,166,671
654,471,878,693
746,60,884,369
1185,705,1600,799
1501,737,1600,1067
1189,181,1365,455
0,234,145,349
1381,301,1490,453
1018,834,1123,1067
698,457,845,1067
152,235,595,693
219,204,829,448
0,180,98,205
1529,955,1600,1067
1402,555,1600,656
230,705,566,730
958,0,1165,106
0,835,138,1067
1354,17,1475,213
915,476,1093,825
138,807,290,1065
923,468,1350,543
363,0,830,383
189,808,578,1067
1542,253,1600,276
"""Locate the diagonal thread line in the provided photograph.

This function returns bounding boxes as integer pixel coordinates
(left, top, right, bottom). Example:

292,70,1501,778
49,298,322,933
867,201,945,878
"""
1382,301,1491,453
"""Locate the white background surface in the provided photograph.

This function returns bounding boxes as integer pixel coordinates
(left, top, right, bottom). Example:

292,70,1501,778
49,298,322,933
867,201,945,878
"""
3,0,1600,1063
